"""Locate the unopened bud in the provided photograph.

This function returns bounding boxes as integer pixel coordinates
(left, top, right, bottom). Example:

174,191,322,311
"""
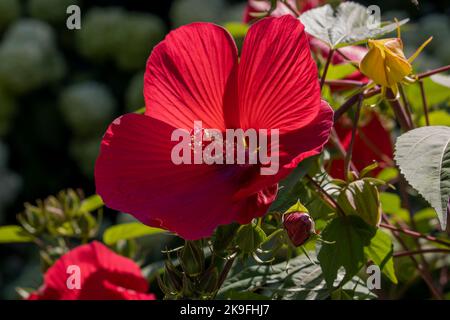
283,212,315,247
179,241,204,277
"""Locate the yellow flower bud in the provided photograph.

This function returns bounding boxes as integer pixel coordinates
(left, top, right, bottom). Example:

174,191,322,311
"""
360,33,432,98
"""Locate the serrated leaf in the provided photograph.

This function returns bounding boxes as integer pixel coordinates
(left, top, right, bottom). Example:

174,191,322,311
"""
364,229,397,284
103,222,165,245
218,252,375,300
318,216,376,287
394,126,450,229
300,2,408,49
0,225,33,243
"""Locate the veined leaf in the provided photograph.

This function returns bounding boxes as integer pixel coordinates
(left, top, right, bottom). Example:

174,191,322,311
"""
318,216,376,287
0,225,33,243
300,2,408,49
218,252,375,300
395,126,450,229
103,222,165,245
364,229,397,284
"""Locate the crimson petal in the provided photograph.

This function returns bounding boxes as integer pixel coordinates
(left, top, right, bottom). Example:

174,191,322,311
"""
95,113,243,239
144,23,238,131
237,15,321,133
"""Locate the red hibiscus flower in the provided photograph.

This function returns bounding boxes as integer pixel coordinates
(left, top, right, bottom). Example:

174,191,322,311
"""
328,112,394,179
95,16,333,240
28,241,155,300
243,0,323,23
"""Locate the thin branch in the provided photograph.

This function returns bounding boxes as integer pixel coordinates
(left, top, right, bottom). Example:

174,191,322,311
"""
380,223,450,248
330,128,359,175
417,65,450,79
325,79,367,88
386,89,413,131
381,216,443,300
334,93,363,122
394,248,450,258
281,0,300,17
344,95,363,179
320,49,335,90
418,80,430,126
398,84,414,129
305,174,345,216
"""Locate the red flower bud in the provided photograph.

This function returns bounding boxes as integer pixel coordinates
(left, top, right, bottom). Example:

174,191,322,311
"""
283,212,315,247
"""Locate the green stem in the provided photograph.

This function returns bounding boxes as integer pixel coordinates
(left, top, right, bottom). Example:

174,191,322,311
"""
344,95,363,179
320,49,335,90
394,248,450,258
419,80,430,126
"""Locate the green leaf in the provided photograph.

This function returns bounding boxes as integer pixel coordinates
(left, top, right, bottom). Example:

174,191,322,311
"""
219,252,375,300
337,180,382,227
223,22,249,39
405,78,450,111
326,63,357,80
300,2,408,49
0,225,33,243
431,74,450,89
318,216,376,287
235,223,267,254
103,222,165,245
394,126,450,229
80,194,104,212
364,230,397,284
419,111,450,127
376,167,399,182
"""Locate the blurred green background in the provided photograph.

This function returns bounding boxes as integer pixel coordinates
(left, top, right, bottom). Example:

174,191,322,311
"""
0,0,448,299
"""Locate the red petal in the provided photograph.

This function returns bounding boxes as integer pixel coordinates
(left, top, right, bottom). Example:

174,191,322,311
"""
234,184,278,224
235,100,333,199
95,114,243,240
39,242,150,300
237,15,321,133
144,23,238,131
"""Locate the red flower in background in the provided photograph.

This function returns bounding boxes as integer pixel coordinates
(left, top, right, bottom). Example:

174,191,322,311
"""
95,16,333,240
328,112,394,179
243,0,323,23
28,242,155,300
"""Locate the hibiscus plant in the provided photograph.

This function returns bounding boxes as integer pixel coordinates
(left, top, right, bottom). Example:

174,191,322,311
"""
0,0,450,301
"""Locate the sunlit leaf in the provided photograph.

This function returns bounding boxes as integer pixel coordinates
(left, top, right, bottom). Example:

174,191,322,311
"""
103,222,165,245
80,194,104,212
318,216,376,287
0,225,33,243
300,2,408,49
218,251,375,300
364,229,397,284
431,74,450,88
395,126,450,229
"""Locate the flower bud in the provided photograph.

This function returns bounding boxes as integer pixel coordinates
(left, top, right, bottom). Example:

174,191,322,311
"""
179,241,204,277
360,35,432,97
283,212,315,247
